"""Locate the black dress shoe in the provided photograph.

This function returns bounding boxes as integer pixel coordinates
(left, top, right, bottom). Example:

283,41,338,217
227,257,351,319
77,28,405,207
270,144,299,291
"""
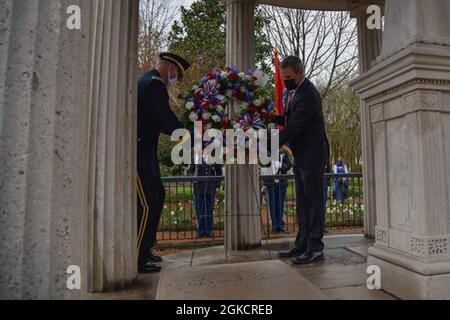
148,249,163,263
279,247,305,258
292,251,325,265
138,263,162,274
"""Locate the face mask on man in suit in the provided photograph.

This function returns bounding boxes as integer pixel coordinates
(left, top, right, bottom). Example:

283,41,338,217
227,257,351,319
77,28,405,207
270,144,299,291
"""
282,66,305,92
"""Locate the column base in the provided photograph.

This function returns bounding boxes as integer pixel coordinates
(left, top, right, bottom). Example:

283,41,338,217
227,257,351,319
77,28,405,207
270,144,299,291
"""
368,248,450,299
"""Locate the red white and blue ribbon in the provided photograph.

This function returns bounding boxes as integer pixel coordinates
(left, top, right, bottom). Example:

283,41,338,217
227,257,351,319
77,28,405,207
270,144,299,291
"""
238,113,264,131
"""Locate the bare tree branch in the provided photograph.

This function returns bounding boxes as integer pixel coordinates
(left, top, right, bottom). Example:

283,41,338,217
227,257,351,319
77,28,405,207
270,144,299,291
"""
260,6,358,98
138,0,178,75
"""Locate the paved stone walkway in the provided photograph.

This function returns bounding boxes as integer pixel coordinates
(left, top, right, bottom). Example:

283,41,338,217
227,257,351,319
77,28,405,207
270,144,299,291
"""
88,234,397,300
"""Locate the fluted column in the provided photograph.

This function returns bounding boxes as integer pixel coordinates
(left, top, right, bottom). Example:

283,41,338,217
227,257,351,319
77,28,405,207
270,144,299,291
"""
224,0,261,250
351,3,383,239
352,0,450,299
0,0,91,299
0,0,138,298
86,0,138,293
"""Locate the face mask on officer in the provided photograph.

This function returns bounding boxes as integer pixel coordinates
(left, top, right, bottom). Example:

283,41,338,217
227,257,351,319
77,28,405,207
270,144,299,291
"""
167,66,178,88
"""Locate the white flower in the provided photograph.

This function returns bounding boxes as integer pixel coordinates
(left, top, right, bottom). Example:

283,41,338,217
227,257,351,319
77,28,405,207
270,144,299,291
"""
189,112,198,122
192,85,199,90
217,105,224,112
240,86,247,93
238,72,246,78
221,71,229,78
253,99,262,107
253,70,270,87
185,101,194,110
212,115,221,123
245,75,253,81
225,90,233,97
202,112,211,120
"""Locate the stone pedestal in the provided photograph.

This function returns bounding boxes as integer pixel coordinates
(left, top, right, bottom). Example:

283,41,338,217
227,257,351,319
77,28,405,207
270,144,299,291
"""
352,0,450,299
225,0,261,250
0,0,138,298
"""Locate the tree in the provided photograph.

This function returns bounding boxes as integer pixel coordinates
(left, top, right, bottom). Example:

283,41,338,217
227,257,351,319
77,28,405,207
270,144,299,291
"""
138,0,178,75
168,0,273,99
323,85,362,171
260,7,358,98
261,6,361,170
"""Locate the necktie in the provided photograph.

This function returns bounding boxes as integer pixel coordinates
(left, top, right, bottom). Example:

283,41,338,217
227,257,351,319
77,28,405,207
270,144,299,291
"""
287,91,295,112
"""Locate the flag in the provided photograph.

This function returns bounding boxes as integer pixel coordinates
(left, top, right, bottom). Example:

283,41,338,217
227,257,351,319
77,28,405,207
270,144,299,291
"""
274,50,286,117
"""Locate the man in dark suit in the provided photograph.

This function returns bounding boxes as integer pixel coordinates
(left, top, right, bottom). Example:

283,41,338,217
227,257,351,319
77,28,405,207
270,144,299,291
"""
277,56,330,265
137,52,190,273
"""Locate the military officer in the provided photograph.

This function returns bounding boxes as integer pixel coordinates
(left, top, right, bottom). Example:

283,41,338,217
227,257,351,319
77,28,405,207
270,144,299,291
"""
137,52,190,273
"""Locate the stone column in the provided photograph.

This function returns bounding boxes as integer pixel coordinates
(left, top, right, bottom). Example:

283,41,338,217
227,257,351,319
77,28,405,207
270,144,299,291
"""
351,0,450,299
351,3,383,239
224,0,261,250
85,0,138,293
0,0,138,299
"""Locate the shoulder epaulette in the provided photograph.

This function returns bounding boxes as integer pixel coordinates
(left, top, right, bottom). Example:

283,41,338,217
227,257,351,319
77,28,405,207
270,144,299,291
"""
151,76,165,84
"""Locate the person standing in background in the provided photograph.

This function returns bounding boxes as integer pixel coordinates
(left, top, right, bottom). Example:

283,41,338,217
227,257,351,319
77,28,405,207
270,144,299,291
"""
333,157,349,202
261,146,293,233
188,152,223,238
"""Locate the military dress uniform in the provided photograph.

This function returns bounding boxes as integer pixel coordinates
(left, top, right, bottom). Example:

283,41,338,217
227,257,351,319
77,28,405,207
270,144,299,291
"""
137,53,190,272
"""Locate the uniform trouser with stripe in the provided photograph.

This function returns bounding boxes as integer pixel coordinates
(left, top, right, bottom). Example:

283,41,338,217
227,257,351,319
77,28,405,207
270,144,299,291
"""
137,173,166,265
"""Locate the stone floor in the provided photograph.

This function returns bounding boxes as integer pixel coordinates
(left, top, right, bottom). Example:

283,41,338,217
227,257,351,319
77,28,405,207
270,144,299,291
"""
88,234,397,300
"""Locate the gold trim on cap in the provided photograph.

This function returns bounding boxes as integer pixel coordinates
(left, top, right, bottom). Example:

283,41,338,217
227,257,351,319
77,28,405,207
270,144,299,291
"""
162,55,185,73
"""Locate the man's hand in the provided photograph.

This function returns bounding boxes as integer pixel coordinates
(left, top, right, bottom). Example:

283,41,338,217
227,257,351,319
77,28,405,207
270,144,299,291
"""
273,115,285,126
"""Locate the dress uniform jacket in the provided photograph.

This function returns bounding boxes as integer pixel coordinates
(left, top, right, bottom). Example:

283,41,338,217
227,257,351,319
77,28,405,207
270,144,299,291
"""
137,69,182,177
136,69,182,263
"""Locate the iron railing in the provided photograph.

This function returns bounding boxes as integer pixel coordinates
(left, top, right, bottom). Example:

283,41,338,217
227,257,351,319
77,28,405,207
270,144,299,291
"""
157,173,363,244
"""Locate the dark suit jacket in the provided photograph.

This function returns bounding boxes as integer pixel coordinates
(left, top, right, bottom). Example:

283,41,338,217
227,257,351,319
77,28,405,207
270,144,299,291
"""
137,69,182,177
279,78,330,168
